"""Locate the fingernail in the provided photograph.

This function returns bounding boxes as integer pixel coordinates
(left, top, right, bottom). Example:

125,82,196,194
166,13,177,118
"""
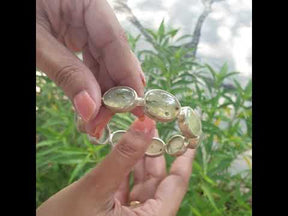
93,120,108,138
94,126,105,139
86,107,113,136
131,117,156,136
140,72,146,86
73,91,96,122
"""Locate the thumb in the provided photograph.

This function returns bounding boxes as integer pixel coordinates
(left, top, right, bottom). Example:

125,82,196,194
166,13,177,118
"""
82,117,156,196
36,24,101,122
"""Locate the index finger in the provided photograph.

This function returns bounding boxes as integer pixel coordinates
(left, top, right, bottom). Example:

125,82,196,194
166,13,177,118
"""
84,0,144,96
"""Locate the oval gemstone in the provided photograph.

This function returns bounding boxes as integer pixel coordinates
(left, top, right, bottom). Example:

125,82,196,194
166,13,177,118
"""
165,135,187,156
145,138,165,156
144,90,181,122
178,107,202,138
103,86,137,112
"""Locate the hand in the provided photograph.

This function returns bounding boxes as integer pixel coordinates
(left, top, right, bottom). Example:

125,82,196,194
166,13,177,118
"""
36,117,196,216
36,0,146,137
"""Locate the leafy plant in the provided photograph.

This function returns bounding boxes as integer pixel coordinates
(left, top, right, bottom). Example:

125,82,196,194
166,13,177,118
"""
36,20,252,216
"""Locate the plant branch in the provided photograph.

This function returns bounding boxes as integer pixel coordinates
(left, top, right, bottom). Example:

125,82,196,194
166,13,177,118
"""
113,1,154,44
187,0,223,57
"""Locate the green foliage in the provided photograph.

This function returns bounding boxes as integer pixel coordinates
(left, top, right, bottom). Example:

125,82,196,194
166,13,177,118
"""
36,20,252,215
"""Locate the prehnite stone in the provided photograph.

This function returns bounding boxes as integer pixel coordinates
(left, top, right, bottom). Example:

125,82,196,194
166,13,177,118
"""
146,138,165,156
179,107,202,138
103,87,136,112
166,135,187,155
144,90,180,121
110,131,126,147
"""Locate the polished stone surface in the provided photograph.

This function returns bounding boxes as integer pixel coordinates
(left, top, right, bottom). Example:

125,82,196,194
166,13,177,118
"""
178,106,202,138
103,87,137,112
145,138,165,156
144,90,181,122
165,135,187,156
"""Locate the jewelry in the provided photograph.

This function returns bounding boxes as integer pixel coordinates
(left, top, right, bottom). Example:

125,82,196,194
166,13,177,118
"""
129,200,141,208
75,86,203,157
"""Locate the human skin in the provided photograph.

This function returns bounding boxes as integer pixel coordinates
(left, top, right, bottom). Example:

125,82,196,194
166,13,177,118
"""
37,117,196,216
36,1,196,215
36,0,146,137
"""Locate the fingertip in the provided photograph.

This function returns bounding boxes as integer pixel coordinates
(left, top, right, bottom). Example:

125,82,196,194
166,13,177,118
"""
130,116,156,137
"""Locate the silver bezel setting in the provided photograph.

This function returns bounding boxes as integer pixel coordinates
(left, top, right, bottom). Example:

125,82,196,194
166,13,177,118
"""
109,130,127,147
165,135,188,156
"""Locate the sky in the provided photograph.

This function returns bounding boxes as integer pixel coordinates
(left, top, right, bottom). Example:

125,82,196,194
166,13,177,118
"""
109,0,252,86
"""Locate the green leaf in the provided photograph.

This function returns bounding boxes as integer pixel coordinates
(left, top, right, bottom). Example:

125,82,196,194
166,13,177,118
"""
166,29,179,37
36,140,58,148
190,207,203,216
158,19,165,38
145,29,157,40
68,154,91,183
175,34,193,42
201,184,221,214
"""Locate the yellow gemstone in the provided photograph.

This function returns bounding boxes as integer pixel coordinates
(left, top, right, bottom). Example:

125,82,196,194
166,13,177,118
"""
178,107,202,138
144,90,181,122
165,135,187,156
145,138,165,157
103,86,137,112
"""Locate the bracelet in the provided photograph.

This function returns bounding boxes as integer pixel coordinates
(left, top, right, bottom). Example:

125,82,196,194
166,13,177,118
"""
75,86,203,157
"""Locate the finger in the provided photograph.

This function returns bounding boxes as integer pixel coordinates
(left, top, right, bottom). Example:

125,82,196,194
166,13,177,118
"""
84,0,145,96
154,149,196,215
130,130,167,202
133,158,145,185
82,47,116,136
81,117,156,197
133,129,162,185
144,129,166,180
130,155,166,203
114,173,130,205
36,24,101,122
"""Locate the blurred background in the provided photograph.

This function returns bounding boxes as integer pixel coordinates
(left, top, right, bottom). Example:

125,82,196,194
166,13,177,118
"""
36,0,252,215
110,0,252,86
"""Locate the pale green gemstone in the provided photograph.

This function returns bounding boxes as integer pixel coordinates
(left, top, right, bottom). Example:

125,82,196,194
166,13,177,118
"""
165,135,187,156
110,130,126,147
145,138,165,156
88,125,110,145
178,107,202,138
103,87,137,112
144,90,181,122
